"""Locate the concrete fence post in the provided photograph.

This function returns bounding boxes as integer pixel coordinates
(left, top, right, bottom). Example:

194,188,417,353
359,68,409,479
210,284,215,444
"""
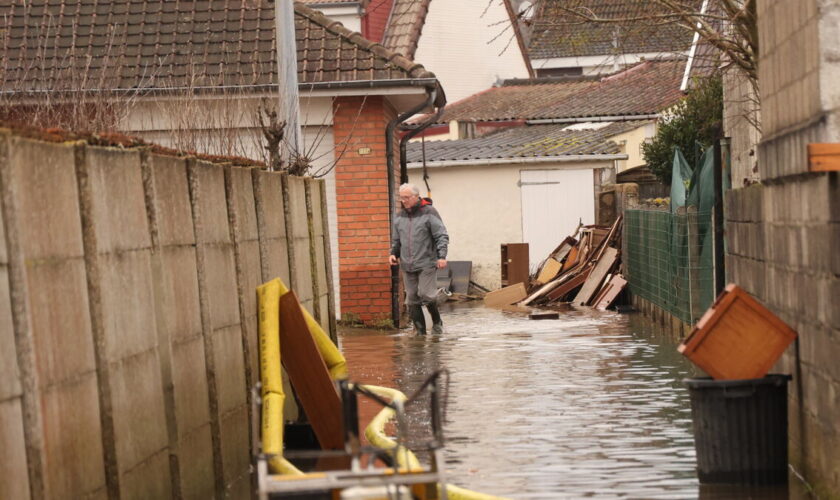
0,130,42,500
186,158,226,497
73,142,122,499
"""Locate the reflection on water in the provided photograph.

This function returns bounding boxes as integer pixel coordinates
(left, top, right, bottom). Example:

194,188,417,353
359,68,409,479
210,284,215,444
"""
339,303,808,499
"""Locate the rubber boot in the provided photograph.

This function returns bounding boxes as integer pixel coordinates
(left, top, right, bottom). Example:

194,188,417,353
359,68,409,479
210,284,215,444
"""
426,302,443,335
409,304,426,335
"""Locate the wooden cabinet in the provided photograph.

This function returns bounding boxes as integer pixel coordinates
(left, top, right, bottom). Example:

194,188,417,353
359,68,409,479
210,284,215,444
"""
501,243,529,287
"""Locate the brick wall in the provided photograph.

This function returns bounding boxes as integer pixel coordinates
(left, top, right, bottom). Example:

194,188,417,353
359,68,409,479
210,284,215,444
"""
363,0,394,42
721,2,840,496
333,96,398,324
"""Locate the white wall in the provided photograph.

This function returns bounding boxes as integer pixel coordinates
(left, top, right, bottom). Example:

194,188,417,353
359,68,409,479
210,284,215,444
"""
609,122,655,172
123,94,342,316
407,160,610,289
414,0,530,103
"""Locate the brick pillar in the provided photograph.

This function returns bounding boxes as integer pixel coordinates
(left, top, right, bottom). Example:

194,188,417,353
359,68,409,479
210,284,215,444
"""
333,96,398,324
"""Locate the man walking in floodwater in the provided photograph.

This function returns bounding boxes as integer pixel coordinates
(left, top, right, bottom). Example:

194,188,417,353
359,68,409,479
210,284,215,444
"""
389,183,449,335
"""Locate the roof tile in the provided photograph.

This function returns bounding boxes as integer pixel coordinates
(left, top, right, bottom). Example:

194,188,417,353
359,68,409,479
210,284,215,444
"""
431,59,685,122
0,0,435,94
407,120,647,163
528,0,697,60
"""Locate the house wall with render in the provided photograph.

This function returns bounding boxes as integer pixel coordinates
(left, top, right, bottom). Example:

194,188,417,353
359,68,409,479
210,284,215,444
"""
0,129,333,500
407,160,612,289
724,1,840,496
608,122,656,173
413,0,531,102
123,95,343,318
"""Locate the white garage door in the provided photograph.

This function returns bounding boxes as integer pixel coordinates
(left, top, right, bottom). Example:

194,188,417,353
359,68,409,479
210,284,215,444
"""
520,169,595,271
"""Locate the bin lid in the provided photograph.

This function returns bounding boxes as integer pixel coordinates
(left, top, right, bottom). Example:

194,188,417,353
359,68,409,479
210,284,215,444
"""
684,374,792,389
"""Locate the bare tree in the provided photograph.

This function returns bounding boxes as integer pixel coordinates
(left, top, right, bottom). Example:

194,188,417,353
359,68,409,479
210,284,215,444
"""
523,0,757,84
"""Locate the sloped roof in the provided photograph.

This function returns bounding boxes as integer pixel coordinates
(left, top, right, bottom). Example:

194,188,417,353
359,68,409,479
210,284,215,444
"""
407,120,646,164
380,0,432,60
433,58,685,123
295,3,436,84
0,1,434,95
528,0,695,60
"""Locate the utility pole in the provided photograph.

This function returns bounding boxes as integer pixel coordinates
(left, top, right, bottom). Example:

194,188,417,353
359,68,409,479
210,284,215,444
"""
275,0,302,169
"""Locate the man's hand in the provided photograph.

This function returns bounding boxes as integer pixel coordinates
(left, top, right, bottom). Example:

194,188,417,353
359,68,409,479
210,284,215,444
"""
389,255,399,266
436,259,447,269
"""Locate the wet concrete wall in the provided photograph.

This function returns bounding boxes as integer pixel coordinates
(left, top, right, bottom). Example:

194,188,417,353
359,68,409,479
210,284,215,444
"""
0,130,335,499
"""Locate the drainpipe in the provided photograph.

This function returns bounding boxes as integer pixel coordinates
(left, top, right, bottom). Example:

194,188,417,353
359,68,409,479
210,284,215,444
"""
400,100,445,184
385,86,442,327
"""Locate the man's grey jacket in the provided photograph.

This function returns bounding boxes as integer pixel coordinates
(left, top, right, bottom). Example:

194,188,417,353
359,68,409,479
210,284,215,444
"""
390,199,449,272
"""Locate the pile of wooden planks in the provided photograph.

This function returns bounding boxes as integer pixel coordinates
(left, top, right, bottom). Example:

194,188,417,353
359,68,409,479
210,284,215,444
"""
484,216,628,310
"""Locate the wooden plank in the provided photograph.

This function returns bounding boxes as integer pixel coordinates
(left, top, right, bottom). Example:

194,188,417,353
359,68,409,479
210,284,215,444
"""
594,274,628,310
545,267,591,302
529,311,559,320
573,247,618,306
535,258,562,284
560,244,580,273
549,237,577,262
278,292,344,450
484,282,527,307
808,143,840,172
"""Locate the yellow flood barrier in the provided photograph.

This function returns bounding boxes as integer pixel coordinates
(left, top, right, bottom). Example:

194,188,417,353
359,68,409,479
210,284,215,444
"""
361,385,509,500
258,277,347,474
257,278,506,498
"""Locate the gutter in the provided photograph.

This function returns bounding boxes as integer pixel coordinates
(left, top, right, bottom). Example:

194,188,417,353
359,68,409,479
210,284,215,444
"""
2,78,440,98
406,154,628,169
527,114,659,125
385,83,445,328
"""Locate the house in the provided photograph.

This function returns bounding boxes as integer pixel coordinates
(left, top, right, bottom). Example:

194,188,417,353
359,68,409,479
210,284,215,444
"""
526,0,695,77
406,59,687,288
301,0,533,102
0,1,446,325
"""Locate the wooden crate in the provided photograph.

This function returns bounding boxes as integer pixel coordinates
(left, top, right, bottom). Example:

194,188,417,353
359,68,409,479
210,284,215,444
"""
678,284,797,380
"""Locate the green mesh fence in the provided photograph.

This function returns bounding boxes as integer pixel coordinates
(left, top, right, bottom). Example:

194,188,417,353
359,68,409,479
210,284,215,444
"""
625,208,715,325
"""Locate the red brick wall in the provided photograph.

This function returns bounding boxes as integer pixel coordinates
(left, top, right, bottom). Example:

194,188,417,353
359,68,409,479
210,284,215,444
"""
363,0,394,42
333,95,399,323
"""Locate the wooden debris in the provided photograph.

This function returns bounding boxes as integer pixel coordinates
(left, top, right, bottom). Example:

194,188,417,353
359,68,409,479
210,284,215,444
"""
486,215,627,311
573,247,618,306
808,143,840,172
278,291,344,450
535,258,562,285
678,284,798,380
484,282,527,307
529,311,559,320
594,274,628,310
545,268,592,302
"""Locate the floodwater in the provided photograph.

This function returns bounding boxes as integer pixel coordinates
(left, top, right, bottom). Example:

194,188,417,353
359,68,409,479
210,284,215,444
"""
339,302,814,500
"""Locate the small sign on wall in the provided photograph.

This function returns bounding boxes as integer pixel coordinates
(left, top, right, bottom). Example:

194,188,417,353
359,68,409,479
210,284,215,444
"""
357,147,371,155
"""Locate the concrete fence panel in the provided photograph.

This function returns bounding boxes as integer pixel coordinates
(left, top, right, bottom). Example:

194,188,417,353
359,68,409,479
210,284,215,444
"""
306,178,331,334
0,129,336,499
82,146,171,499
285,175,314,314
188,159,250,498
0,132,33,500
253,170,291,285
145,153,214,499
7,136,107,499
224,166,262,463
